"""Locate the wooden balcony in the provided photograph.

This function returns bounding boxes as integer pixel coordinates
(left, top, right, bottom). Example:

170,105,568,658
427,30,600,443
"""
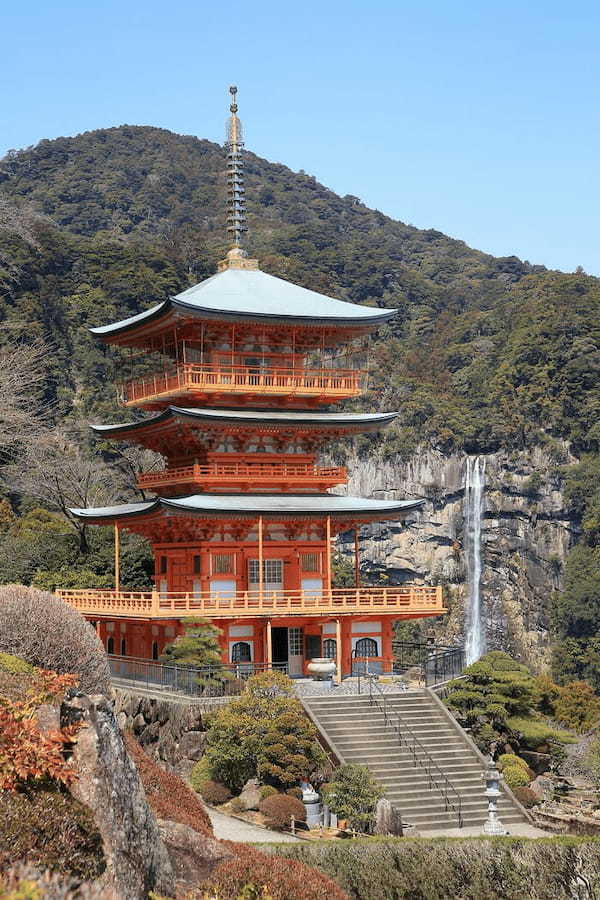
137,461,348,493
57,585,445,620
118,363,365,408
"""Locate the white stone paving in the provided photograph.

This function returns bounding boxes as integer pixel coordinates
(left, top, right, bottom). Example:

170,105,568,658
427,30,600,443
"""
207,807,301,843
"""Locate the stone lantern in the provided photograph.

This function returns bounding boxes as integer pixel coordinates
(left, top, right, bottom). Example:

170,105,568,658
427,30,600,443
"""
300,779,321,828
483,756,508,835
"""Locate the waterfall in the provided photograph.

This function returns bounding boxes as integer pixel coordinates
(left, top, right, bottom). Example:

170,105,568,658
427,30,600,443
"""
464,456,486,665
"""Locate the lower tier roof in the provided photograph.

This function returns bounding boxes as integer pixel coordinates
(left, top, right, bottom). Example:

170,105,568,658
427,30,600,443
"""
91,406,398,438
70,493,424,522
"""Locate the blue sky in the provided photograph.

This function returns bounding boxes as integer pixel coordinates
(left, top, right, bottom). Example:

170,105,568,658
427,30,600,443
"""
2,0,599,274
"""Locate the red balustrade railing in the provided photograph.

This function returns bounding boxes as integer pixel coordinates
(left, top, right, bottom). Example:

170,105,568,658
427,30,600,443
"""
57,585,445,620
137,461,347,490
119,363,365,406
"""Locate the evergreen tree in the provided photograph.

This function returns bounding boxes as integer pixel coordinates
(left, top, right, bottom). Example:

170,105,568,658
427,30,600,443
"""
160,617,224,670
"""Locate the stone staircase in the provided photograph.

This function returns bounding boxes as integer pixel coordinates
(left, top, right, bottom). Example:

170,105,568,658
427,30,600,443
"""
302,689,528,832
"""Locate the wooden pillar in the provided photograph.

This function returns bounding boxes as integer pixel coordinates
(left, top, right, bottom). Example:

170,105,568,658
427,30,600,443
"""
326,515,332,594
354,527,360,587
258,516,264,604
266,619,272,670
335,618,342,683
114,524,120,594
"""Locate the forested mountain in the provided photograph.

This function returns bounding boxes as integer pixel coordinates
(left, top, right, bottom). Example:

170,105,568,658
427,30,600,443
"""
0,125,598,679
0,125,598,456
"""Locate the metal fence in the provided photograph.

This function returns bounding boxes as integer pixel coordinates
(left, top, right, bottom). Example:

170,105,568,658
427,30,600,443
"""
108,656,288,698
352,642,465,687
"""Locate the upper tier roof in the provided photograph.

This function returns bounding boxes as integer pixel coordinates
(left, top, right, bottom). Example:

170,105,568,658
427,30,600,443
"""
91,405,398,437
90,267,396,339
69,494,424,521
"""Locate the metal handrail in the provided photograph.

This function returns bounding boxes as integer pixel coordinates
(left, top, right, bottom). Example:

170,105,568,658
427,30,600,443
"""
108,655,288,698
367,677,463,827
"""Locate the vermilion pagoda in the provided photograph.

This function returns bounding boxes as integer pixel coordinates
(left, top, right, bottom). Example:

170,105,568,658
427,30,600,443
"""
60,89,445,678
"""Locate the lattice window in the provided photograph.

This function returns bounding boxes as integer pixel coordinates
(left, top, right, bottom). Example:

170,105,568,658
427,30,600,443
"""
248,559,283,584
355,637,378,658
212,553,234,575
323,639,337,659
288,627,303,656
301,552,320,572
231,641,252,663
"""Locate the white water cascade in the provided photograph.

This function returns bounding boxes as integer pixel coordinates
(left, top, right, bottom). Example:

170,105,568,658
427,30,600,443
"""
464,456,487,665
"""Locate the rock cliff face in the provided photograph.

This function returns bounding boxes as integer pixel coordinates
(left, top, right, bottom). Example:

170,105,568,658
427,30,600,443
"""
339,445,578,670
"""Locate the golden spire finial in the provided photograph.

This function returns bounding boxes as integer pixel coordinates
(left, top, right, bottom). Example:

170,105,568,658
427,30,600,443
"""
218,86,259,271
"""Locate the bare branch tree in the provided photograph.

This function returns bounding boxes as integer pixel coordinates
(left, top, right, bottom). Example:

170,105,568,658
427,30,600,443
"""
8,432,118,552
0,337,49,459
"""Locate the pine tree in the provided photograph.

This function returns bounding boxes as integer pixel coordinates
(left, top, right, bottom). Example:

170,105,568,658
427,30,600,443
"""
160,617,227,690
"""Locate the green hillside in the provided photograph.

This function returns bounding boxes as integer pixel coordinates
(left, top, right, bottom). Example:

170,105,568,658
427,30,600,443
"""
1,125,598,458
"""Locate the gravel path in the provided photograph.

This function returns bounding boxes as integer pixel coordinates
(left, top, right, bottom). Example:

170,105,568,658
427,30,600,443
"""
207,807,301,843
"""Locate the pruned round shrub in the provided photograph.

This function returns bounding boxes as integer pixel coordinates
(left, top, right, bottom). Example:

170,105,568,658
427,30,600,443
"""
200,779,232,805
0,652,34,676
259,794,306,830
502,764,531,789
513,786,541,808
286,786,303,800
260,784,279,800
498,753,529,772
0,585,109,694
207,843,348,900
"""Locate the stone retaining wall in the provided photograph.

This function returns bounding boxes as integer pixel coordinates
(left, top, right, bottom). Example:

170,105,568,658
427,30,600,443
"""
114,688,231,777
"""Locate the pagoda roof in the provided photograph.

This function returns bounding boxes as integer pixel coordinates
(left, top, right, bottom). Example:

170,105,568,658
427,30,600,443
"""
69,494,424,522
91,406,398,437
90,268,395,339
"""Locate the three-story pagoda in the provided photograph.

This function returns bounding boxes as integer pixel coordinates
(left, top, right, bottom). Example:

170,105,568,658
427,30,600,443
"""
62,88,445,678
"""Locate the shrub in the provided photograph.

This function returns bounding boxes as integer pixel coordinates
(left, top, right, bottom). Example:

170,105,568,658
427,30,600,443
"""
190,755,212,793
502,765,531,789
507,716,577,750
322,764,382,832
0,695,81,792
498,753,528,771
124,733,213,838
0,784,104,880
0,585,109,694
200,780,233,805
444,651,536,749
259,794,306,830
207,843,348,900
555,681,600,733
228,796,245,813
0,653,34,676
532,674,561,716
267,838,600,899
260,785,279,801
512,786,541,808
205,672,326,792
286,786,303,800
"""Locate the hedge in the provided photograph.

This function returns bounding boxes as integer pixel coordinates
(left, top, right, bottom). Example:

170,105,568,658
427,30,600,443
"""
263,837,600,900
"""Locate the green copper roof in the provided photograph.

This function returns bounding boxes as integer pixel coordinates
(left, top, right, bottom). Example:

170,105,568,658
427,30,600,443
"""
90,267,396,336
91,406,398,436
70,494,424,521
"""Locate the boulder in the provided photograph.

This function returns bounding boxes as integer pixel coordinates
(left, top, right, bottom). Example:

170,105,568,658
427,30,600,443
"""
158,818,232,889
139,720,161,746
178,730,207,761
34,702,60,734
62,693,174,900
530,775,554,801
238,778,262,811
